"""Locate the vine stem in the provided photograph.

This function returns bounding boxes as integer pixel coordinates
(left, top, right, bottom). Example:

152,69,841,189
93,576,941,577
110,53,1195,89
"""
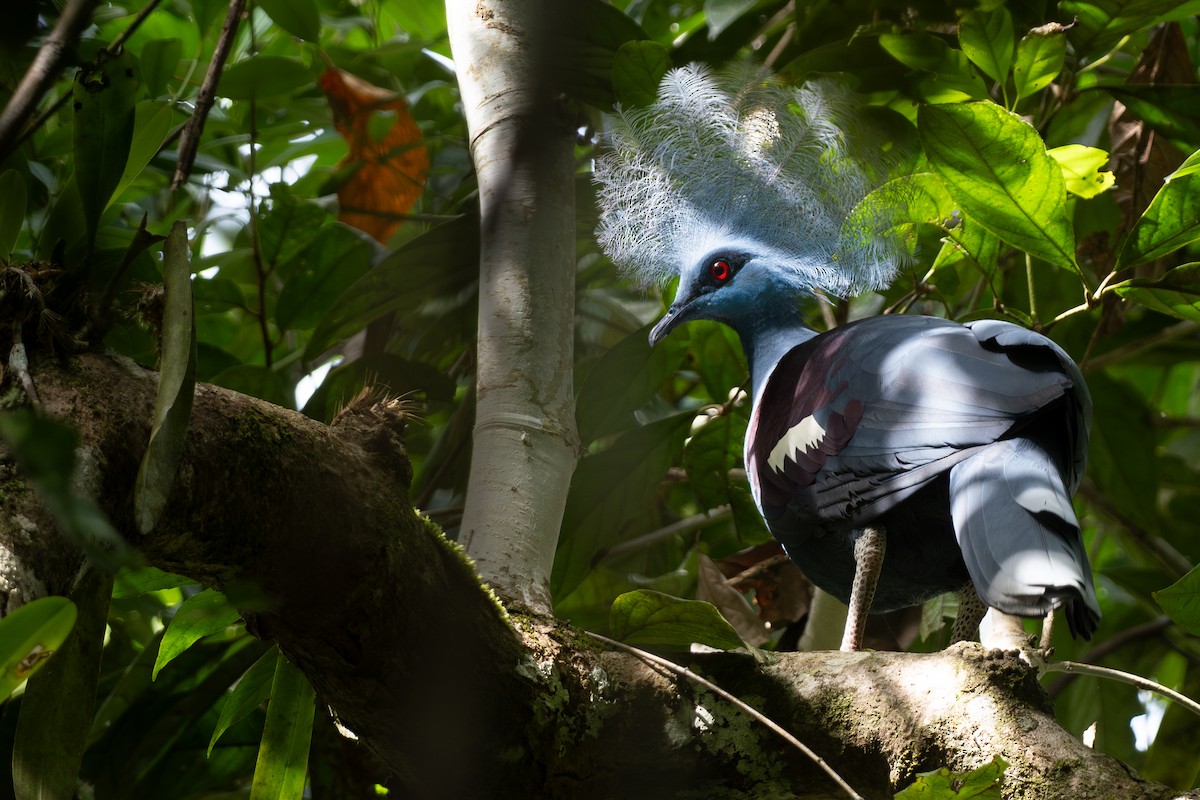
585,631,865,800
1043,659,1200,720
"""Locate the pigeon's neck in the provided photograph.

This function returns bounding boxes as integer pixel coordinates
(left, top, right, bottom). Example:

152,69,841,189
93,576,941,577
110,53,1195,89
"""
734,311,818,399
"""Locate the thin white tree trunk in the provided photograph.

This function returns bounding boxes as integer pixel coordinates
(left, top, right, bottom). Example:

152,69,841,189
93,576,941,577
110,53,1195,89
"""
446,0,579,610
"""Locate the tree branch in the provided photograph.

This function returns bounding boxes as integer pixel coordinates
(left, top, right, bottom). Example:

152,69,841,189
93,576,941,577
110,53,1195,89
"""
0,0,101,163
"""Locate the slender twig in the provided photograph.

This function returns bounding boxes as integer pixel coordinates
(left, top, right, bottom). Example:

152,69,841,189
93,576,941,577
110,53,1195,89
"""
585,631,865,800
1045,616,1173,699
593,505,732,564
1043,659,1200,720
0,0,101,161
16,0,169,151
1025,253,1039,325
171,0,247,194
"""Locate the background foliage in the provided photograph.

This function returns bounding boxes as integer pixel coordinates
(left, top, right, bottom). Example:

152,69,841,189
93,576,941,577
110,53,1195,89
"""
1,0,1200,795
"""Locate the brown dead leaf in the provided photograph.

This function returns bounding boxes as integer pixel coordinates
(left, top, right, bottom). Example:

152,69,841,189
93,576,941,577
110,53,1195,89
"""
320,67,429,243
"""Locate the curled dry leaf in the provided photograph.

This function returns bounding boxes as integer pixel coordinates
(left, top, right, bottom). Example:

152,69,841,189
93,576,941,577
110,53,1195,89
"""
320,68,429,243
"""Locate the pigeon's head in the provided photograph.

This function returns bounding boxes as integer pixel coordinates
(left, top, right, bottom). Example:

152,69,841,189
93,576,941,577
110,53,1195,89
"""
594,63,909,346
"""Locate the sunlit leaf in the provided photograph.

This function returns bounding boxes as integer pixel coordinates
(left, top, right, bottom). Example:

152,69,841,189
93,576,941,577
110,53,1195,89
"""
153,589,242,679
880,31,949,72
1110,263,1200,321
895,755,1006,798
0,596,76,699
1047,144,1115,199
1013,23,1066,100
1116,149,1200,268
609,589,746,650
920,101,1077,273
250,655,316,800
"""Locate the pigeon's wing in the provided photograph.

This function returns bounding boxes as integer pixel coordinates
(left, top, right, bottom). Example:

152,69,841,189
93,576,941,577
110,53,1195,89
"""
747,316,1084,531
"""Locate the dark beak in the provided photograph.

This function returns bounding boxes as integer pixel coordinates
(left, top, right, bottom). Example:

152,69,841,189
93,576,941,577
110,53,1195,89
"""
648,303,686,347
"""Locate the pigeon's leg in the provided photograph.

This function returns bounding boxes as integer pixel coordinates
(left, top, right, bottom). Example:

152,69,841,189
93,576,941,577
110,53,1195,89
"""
841,526,885,652
951,583,987,643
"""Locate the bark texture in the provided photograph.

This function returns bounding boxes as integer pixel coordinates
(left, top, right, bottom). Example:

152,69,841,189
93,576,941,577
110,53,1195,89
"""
1,351,1197,800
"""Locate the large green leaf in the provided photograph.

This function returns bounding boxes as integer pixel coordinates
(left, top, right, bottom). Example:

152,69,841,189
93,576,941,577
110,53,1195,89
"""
1110,263,1200,321
250,655,316,800
1154,565,1200,635
73,49,139,242
1102,85,1200,144
305,214,479,360
135,221,197,534
1013,24,1065,101
153,589,242,679
0,597,77,700
553,413,692,599
210,646,279,756
576,323,686,444
612,40,671,108
258,0,321,41
1116,149,1200,269
920,101,1077,273
219,56,313,101
1086,373,1159,531
13,570,112,800
1063,0,1200,59
139,37,182,97
109,101,176,208
609,590,746,650
958,7,1013,84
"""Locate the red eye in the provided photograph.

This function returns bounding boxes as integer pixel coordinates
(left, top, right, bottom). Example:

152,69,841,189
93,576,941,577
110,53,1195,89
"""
710,259,731,281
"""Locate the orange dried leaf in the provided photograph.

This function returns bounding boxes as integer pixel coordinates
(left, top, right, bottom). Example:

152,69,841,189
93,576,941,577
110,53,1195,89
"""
320,68,429,243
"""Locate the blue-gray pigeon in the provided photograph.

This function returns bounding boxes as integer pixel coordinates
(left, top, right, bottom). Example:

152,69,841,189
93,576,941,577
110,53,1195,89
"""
594,64,1099,650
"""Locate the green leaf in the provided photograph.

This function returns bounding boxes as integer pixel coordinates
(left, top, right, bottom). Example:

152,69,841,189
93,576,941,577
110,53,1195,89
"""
73,49,139,242
135,221,197,534
13,570,112,800
0,169,27,257
553,413,692,599
153,589,241,679
112,566,193,598
219,56,313,101
1116,149,1200,269
140,37,182,96
958,8,1014,84
1047,144,1115,199
704,0,756,38
609,590,746,650
109,101,175,208
612,40,671,108
1110,263,1200,321
259,184,330,270
306,214,479,360
250,655,316,800
275,224,374,331
1102,85,1200,144
879,31,949,71
0,412,129,571
919,101,1077,273
210,646,279,756
258,0,321,41
1063,0,1200,60
895,755,1006,798
1013,24,1065,101
1086,373,1159,531
1155,565,1200,635
0,597,77,699
576,324,686,444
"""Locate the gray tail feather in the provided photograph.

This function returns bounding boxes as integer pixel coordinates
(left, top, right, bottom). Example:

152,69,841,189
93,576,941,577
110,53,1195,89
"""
949,437,1100,639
